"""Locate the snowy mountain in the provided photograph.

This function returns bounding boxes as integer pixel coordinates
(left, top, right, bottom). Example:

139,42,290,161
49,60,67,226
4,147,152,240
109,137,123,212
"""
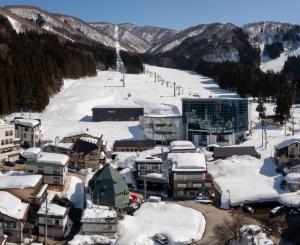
243,21,300,72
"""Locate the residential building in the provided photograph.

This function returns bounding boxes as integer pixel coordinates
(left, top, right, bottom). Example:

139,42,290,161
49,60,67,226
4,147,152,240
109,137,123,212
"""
92,105,144,122
140,115,183,144
14,118,41,148
0,191,30,243
81,205,118,238
38,200,68,238
213,146,261,159
285,173,300,192
44,136,106,170
274,138,300,172
113,140,156,152
25,149,69,189
0,175,47,205
168,153,212,198
182,97,249,146
134,157,168,190
169,140,196,153
88,164,129,210
0,121,20,164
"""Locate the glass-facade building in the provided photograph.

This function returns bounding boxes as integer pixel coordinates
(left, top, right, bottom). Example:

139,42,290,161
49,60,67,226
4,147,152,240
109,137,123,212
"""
182,98,249,146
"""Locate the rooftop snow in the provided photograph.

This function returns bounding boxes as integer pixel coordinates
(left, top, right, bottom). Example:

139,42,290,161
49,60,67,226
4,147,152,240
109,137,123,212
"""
49,142,74,150
169,140,196,151
37,152,69,166
81,205,117,222
0,175,42,189
278,191,300,208
275,138,300,150
69,235,111,245
169,153,206,172
0,191,29,220
92,105,143,109
135,156,162,163
80,137,99,145
23,147,41,158
14,118,40,127
38,201,67,217
285,173,300,184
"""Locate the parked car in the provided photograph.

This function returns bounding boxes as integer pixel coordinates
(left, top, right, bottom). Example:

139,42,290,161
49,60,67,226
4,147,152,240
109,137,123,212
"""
270,206,287,217
153,233,168,245
242,205,254,214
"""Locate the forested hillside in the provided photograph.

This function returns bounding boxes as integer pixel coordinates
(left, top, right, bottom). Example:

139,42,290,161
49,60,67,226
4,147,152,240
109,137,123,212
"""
0,16,143,115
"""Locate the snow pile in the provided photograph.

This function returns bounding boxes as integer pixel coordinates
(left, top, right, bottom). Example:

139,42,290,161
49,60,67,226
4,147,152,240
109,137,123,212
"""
278,191,300,208
0,175,42,189
117,202,205,244
208,156,283,209
0,191,29,220
68,234,111,245
63,176,84,209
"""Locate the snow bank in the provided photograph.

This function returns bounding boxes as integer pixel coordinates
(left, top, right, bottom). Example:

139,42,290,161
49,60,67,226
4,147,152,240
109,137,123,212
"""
208,156,283,209
278,191,300,208
64,176,84,209
68,234,111,245
116,202,205,244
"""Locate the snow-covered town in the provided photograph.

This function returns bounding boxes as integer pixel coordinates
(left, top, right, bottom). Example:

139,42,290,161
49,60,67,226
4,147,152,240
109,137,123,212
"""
2,1,300,245
0,61,300,244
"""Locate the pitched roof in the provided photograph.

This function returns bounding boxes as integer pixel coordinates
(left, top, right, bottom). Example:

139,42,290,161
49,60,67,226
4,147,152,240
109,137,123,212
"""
214,146,260,158
275,138,300,150
72,138,98,155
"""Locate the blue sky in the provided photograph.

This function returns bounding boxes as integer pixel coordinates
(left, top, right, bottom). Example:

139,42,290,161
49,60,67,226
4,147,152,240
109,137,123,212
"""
1,0,300,30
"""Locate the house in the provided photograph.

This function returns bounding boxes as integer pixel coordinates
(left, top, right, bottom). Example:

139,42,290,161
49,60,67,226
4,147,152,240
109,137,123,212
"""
88,164,129,210
44,136,106,170
169,140,196,153
134,157,168,190
113,140,156,152
140,115,183,144
81,204,118,238
274,138,300,172
0,191,30,243
14,118,41,148
182,97,249,146
92,105,144,122
25,149,69,189
0,175,47,205
38,199,68,238
0,120,20,164
285,173,300,192
213,146,261,159
168,153,212,198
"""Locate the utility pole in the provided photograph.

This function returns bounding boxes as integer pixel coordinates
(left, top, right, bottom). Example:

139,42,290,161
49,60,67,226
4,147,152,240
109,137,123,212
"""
173,82,176,97
144,175,147,200
123,72,125,87
45,192,48,245
154,72,157,83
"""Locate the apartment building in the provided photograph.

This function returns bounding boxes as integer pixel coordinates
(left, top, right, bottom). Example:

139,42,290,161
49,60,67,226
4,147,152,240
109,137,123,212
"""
14,118,41,148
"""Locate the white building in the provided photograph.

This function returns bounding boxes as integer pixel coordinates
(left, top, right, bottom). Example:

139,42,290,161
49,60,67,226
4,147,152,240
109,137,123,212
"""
0,121,20,164
25,148,69,188
169,140,196,153
14,118,41,148
38,199,68,238
140,115,183,144
168,153,212,198
81,205,118,238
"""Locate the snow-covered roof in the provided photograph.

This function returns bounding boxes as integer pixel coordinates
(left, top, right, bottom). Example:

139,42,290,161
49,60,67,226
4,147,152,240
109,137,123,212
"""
168,153,206,172
143,114,182,118
93,105,143,109
23,147,41,158
38,201,67,217
14,118,40,127
0,175,42,189
80,137,99,145
285,173,300,184
135,156,162,164
37,152,69,166
275,138,300,150
169,141,196,151
49,142,74,150
69,235,111,245
0,191,29,220
278,191,300,208
81,205,117,223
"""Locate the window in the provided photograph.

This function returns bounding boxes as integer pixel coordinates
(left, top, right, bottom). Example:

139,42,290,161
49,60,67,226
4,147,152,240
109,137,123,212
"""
177,183,187,188
5,131,9,136
9,131,13,136
103,225,113,230
55,219,60,225
5,221,16,228
192,183,203,188
5,139,8,144
1,140,4,145
27,170,34,173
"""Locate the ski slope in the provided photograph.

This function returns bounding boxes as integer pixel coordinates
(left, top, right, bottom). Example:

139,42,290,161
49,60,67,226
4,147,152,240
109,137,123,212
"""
36,65,237,147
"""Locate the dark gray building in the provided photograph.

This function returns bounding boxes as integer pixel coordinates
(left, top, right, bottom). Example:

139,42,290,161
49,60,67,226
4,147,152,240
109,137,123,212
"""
92,105,144,122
